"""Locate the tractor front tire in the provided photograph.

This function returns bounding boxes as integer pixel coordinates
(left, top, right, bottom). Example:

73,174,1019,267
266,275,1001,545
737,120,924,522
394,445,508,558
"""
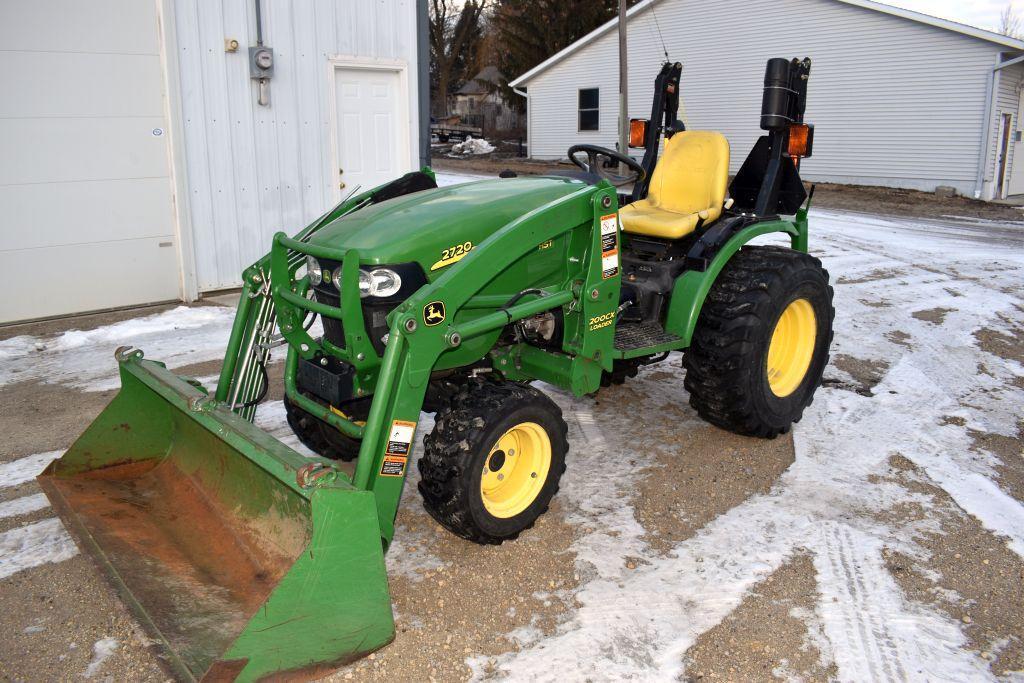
283,394,367,461
683,246,834,438
419,380,568,545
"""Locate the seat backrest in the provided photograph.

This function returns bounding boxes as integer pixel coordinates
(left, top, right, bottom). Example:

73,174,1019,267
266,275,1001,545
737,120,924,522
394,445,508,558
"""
646,131,730,217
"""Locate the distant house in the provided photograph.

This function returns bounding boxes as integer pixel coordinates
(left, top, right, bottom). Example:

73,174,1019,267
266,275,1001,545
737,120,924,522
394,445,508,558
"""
510,0,1024,200
452,66,524,134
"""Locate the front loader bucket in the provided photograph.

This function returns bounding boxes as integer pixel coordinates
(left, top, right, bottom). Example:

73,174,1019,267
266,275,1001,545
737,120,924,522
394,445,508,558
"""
38,350,394,681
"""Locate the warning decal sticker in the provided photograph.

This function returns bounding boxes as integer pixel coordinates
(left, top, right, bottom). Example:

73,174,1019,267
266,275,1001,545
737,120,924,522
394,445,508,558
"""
600,213,619,279
380,456,407,477
380,419,417,477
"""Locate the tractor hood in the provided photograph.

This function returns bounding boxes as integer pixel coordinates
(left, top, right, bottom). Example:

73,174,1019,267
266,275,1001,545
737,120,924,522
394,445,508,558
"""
308,176,587,275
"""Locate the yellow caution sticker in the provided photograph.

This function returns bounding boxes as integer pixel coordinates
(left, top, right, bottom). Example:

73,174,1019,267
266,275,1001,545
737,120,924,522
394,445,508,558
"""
380,419,417,477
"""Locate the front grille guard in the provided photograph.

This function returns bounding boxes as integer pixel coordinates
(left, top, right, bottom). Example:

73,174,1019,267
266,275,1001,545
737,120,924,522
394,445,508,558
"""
269,234,376,439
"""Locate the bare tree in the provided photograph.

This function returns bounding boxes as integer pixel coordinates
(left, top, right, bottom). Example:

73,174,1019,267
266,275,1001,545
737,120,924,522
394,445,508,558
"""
430,0,487,117
999,2,1021,38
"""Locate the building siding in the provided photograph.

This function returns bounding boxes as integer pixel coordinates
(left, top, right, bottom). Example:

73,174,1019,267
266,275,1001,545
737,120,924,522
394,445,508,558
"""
173,0,420,291
520,0,1012,196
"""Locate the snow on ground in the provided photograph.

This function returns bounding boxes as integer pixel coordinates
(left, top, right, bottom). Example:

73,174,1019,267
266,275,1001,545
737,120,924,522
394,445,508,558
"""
0,451,62,489
0,493,49,520
0,449,75,578
467,209,1024,680
83,637,119,678
0,197,1021,679
0,518,78,580
0,306,237,392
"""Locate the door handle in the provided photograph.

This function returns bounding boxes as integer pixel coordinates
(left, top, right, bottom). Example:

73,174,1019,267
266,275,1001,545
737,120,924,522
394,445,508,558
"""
339,181,346,189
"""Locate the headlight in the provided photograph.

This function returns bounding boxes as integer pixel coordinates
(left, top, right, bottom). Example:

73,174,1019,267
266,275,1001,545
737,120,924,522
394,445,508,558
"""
357,269,373,297
306,256,322,285
355,268,402,298
370,268,402,297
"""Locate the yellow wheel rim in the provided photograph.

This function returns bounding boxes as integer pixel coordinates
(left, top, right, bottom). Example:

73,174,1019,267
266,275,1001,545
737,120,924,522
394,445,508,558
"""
766,298,817,397
480,422,552,519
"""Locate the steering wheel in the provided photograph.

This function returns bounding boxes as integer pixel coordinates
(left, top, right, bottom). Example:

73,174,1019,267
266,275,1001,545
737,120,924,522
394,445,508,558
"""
567,144,646,187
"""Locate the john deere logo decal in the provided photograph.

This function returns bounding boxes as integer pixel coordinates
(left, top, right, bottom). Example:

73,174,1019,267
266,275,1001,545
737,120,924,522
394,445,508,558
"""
423,301,446,326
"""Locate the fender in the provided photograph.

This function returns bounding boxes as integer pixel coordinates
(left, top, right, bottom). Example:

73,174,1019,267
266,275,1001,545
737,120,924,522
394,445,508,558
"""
663,210,808,345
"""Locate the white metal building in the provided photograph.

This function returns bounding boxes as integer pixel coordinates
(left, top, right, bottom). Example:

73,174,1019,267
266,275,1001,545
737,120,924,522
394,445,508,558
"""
510,0,1024,202
0,0,428,324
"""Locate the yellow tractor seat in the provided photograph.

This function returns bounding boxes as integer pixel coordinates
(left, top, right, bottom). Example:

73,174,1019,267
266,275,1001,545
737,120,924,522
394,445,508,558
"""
620,131,730,240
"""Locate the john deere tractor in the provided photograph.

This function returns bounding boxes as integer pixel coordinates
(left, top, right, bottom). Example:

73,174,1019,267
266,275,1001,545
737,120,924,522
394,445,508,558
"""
40,58,832,680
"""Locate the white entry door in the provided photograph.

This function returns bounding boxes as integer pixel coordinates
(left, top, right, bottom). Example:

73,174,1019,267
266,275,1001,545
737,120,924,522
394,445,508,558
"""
332,66,408,197
1009,89,1024,196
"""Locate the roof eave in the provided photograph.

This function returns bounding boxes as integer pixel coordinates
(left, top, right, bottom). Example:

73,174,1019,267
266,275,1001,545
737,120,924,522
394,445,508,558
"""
509,0,1024,87
834,0,1024,50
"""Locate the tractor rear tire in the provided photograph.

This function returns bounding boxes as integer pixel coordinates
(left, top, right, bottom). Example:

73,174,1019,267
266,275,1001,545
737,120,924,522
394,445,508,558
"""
683,246,834,438
283,394,368,461
418,380,568,545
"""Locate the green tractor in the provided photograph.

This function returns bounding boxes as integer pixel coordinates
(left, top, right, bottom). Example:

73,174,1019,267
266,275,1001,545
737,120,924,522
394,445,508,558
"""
39,57,832,681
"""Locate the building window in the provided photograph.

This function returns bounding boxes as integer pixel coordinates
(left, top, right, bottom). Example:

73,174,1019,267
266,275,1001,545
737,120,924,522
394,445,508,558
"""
578,88,599,131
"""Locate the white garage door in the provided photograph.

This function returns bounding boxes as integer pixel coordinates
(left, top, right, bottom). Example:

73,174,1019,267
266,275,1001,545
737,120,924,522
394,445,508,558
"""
0,0,180,324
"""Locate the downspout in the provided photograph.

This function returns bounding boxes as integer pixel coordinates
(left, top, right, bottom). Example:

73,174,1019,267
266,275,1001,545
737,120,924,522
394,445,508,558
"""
975,66,996,199
513,87,528,158
975,53,1024,198
417,0,430,167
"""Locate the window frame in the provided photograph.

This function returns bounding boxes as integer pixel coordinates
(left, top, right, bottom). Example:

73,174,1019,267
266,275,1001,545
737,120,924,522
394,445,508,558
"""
577,87,600,132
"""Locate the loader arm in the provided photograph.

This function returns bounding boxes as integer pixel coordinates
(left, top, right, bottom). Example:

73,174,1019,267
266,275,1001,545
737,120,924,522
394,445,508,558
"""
214,176,428,420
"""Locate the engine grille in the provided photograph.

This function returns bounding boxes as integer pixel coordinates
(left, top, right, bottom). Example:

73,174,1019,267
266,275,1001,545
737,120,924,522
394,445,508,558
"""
312,289,345,344
311,287,397,356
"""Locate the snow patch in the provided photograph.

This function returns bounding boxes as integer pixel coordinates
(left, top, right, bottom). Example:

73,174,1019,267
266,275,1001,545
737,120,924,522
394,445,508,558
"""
0,305,236,392
0,518,78,579
0,451,62,489
385,525,447,581
83,637,118,678
449,136,495,156
0,493,49,519
253,400,318,458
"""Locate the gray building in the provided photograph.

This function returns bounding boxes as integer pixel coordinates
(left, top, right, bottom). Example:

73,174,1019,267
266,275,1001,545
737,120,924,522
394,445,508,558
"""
510,0,1024,201
0,0,428,324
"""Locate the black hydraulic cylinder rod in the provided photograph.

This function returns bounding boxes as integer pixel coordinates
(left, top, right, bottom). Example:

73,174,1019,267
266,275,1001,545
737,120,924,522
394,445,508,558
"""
632,61,682,202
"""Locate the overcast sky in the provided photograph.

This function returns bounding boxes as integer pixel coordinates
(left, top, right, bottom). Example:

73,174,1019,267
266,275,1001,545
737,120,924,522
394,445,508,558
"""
843,0,1010,32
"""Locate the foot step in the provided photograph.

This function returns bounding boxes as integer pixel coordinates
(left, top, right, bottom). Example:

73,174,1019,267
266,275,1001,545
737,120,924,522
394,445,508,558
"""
614,323,680,351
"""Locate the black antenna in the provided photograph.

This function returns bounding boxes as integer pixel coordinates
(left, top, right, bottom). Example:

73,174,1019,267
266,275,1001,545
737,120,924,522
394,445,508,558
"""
649,2,669,61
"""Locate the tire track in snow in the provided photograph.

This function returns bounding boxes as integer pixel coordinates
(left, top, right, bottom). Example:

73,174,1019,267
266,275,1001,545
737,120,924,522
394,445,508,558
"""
816,522,906,682
814,521,992,682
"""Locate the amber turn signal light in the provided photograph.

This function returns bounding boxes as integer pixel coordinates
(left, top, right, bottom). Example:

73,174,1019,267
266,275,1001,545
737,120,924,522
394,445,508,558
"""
788,123,814,158
629,119,648,148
